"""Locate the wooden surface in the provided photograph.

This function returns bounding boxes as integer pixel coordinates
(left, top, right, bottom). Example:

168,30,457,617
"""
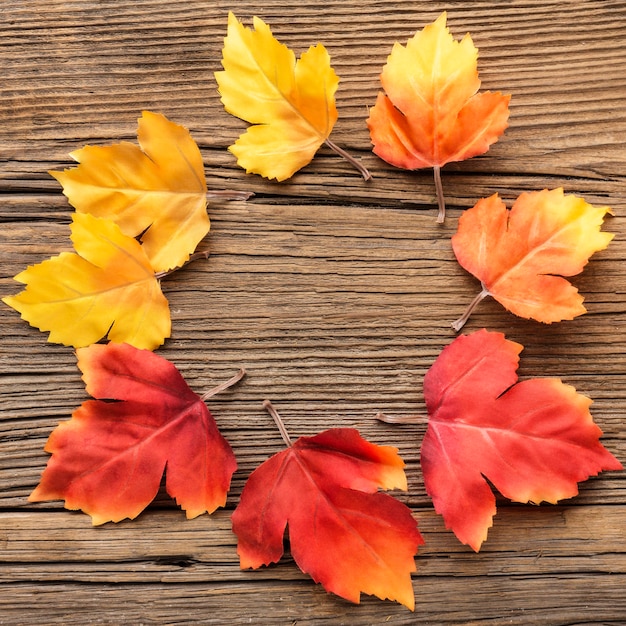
1,1,625,623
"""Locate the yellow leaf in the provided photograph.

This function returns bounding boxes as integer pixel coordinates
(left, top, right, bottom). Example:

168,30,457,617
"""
215,12,339,181
50,111,209,273
3,213,171,350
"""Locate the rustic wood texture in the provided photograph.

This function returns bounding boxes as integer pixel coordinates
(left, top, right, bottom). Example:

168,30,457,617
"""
1,0,625,623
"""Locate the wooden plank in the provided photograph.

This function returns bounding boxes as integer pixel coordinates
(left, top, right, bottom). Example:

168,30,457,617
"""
0,507,624,623
1,0,625,623
2,506,625,572
1,0,626,178
2,201,624,506
0,577,625,625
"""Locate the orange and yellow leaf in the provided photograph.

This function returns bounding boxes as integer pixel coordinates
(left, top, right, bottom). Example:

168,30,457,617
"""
451,188,613,329
50,111,209,273
215,12,339,181
2,213,170,350
367,12,510,220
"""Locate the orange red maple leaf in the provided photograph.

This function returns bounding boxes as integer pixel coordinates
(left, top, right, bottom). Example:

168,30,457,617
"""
232,423,422,609
29,343,238,524
421,329,622,551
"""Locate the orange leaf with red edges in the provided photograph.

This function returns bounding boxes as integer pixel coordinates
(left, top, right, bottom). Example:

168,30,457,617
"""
451,188,613,330
232,425,423,610
367,12,510,221
421,329,622,551
29,343,238,524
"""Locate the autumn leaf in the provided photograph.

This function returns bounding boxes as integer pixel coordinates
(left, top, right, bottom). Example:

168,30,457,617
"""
421,329,622,551
451,188,613,330
50,111,210,273
232,401,422,610
29,343,241,524
3,213,171,350
215,12,369,181
367,12,510,221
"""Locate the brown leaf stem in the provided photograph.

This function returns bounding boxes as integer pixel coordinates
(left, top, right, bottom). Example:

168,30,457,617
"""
325,139,372,181
155,249,210,280
434,165,446,223
201,368,246,401
206,189,254,201
451,285,490,332
263,399,292,447
375,412,428,425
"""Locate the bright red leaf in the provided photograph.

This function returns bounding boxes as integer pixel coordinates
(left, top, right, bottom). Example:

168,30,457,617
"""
422,329,622,551
29,343,238,524
232,425,423,610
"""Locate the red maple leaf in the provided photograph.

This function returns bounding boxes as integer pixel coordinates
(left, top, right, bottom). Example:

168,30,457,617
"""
421,329,622,551
29,343,239,524
232,404,423,610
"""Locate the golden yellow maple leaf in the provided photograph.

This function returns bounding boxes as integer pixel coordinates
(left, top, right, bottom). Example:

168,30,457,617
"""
215,12,344,181
50,111,209,273
3,213,171,350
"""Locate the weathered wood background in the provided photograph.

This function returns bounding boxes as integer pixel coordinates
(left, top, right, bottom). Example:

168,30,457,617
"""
1,1,625,623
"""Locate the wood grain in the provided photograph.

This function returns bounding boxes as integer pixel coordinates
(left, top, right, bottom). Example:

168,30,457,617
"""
1,1,625,623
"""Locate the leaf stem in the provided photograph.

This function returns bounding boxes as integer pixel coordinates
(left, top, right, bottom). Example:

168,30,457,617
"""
433,166,446,223
451,285,490,332
206,189,254,201
155,249,210,280
325,139,372,181
375,412,428,425
201,368,246,401
263,399,292,447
